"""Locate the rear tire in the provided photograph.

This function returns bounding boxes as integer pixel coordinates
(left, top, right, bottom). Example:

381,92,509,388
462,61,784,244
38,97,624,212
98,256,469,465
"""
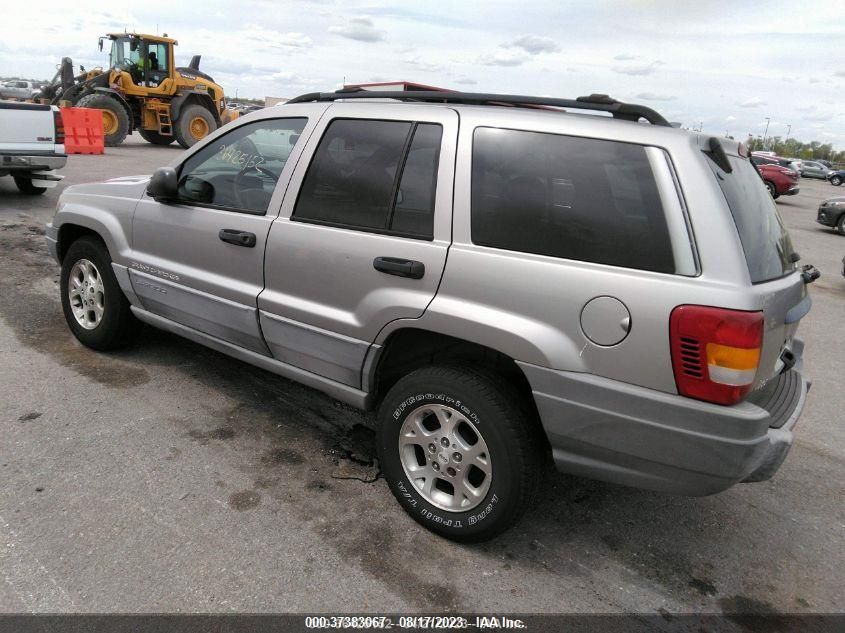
831,175,843,186
13,176,47,195
60,236,140,350
377,365,542,542
765,181,778,198
174,104,217,149
837,214,845,236
76,93,130,146
138,128,175,146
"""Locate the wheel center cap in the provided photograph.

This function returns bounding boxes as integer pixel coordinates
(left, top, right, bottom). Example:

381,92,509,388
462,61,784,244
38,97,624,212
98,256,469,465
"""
437,452,449,466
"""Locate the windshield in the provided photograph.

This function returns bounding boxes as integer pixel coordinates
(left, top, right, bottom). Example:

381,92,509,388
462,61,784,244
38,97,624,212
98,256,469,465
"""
109,37,140,69
709,155,796,283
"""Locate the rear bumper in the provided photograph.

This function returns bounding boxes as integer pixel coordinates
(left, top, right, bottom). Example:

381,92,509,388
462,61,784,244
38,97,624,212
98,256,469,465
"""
518,353,808,496
1,152,67,171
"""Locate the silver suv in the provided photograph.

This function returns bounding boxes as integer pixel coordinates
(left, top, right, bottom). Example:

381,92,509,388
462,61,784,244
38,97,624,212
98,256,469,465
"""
46,91,813,541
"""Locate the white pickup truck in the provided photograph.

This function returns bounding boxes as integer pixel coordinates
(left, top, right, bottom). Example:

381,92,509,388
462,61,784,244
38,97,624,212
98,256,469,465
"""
0,101,66,194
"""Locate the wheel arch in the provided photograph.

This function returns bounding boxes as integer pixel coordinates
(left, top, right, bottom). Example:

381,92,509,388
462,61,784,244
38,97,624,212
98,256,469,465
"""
54,214,126,265
172,91,219,124
367,327,538,413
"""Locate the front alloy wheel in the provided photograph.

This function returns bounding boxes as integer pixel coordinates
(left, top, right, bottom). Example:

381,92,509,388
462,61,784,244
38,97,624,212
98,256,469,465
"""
67,259,105,330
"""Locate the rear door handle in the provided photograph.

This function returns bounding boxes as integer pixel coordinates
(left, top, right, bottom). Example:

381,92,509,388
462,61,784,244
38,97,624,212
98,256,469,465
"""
219,229,256,248
373,257,425,279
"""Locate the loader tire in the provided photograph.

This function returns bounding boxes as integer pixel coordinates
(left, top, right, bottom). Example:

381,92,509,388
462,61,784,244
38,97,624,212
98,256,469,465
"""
138,128,175,146
76,93,130,147
174,104,217,149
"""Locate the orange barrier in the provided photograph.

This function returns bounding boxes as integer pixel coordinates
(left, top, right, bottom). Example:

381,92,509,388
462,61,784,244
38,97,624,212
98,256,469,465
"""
60,107,105,155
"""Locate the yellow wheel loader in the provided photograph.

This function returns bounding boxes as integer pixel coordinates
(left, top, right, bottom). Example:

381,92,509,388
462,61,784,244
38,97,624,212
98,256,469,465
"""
39,33,238,148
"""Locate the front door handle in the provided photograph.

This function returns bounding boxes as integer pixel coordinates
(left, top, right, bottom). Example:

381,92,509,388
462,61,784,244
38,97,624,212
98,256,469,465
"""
219,229,256,248
373,257,425,279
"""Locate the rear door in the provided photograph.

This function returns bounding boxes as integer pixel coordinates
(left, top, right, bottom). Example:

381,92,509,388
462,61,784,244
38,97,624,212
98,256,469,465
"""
130,110,321,354
258,104,457,387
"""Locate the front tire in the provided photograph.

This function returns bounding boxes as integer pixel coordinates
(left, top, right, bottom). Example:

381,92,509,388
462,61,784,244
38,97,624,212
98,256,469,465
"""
831,175,843,186
76,93,130,146
377,365,542,542
60,236,140,350
138,128,175,146
13,176,46,195
174,104,217,149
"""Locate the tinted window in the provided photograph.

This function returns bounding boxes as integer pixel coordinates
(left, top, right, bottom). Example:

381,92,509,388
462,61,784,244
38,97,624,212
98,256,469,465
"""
471,127,674,273
391,124,442,237
177,117,307,214
709,156,795,283
294,119,441,238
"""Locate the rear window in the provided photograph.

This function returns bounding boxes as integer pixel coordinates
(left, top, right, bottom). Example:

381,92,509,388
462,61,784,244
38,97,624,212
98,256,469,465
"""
471,127,675,274
709,156,795,283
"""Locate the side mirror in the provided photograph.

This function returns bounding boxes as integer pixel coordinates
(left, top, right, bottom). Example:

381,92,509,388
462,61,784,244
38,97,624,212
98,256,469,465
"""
147,167,178,201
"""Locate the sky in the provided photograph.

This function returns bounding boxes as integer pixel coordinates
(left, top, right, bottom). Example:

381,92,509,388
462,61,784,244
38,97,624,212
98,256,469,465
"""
1,0,843,148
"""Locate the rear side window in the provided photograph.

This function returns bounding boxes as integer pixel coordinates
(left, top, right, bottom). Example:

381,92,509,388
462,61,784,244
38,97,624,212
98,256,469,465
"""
709,156,795,283
471,127,675,273
294,119,442,239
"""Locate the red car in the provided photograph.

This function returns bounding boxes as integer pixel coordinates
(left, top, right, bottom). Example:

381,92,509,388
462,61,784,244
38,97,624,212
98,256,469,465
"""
755,163,799,199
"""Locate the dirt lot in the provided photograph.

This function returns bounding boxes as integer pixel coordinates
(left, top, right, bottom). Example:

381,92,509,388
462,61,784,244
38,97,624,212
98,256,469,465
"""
1,135,843,615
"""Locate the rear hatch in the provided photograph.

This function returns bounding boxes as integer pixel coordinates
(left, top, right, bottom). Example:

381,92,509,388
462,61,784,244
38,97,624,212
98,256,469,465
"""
707,149,809,389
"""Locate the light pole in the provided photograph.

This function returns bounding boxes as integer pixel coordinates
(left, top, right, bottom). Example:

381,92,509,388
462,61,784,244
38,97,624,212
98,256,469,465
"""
762,117,771,148
785,124,791,143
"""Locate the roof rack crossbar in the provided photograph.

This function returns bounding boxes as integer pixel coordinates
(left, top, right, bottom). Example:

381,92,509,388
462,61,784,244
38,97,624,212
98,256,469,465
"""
286,89,671,126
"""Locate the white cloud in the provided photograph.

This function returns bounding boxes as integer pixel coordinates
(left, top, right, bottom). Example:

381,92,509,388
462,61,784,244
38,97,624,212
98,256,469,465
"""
636,92,677,101
614,53,638,61
454,77,477,85
739,97,767,108
328,17,385,43
479,50,527,67
507,35,559,55
612,61,662,76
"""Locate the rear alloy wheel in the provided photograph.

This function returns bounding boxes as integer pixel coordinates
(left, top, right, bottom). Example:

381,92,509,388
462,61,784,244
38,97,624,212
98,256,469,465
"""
174,104,217,149
377,365,542,542
13,176,47,195
831,175,843,186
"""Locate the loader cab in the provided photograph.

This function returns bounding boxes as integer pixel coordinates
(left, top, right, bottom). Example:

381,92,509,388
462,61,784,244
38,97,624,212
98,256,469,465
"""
105,34,174,89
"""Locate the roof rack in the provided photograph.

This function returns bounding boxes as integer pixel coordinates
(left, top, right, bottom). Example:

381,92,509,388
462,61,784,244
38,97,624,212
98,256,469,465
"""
286,89,671,127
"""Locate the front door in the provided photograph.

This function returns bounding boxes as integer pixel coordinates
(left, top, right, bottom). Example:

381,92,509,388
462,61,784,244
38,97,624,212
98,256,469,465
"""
130,113,317,354
258,104,458,386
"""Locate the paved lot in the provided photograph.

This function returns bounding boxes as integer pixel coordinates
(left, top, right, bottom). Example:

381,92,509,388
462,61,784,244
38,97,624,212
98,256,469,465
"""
0,135,843,615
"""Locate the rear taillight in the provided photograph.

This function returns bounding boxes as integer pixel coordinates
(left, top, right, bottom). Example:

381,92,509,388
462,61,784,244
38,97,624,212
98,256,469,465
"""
670,305,764,405
54,109,65,146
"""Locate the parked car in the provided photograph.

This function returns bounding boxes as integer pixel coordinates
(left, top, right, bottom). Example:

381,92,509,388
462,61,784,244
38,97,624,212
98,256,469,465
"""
0,101,66,194
816,196,845,234
785,157,803,174
801,161,831,179
828,169,845,186
45,90,813,541
751,154,802,175
0,80,41,100
755,162,799,198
